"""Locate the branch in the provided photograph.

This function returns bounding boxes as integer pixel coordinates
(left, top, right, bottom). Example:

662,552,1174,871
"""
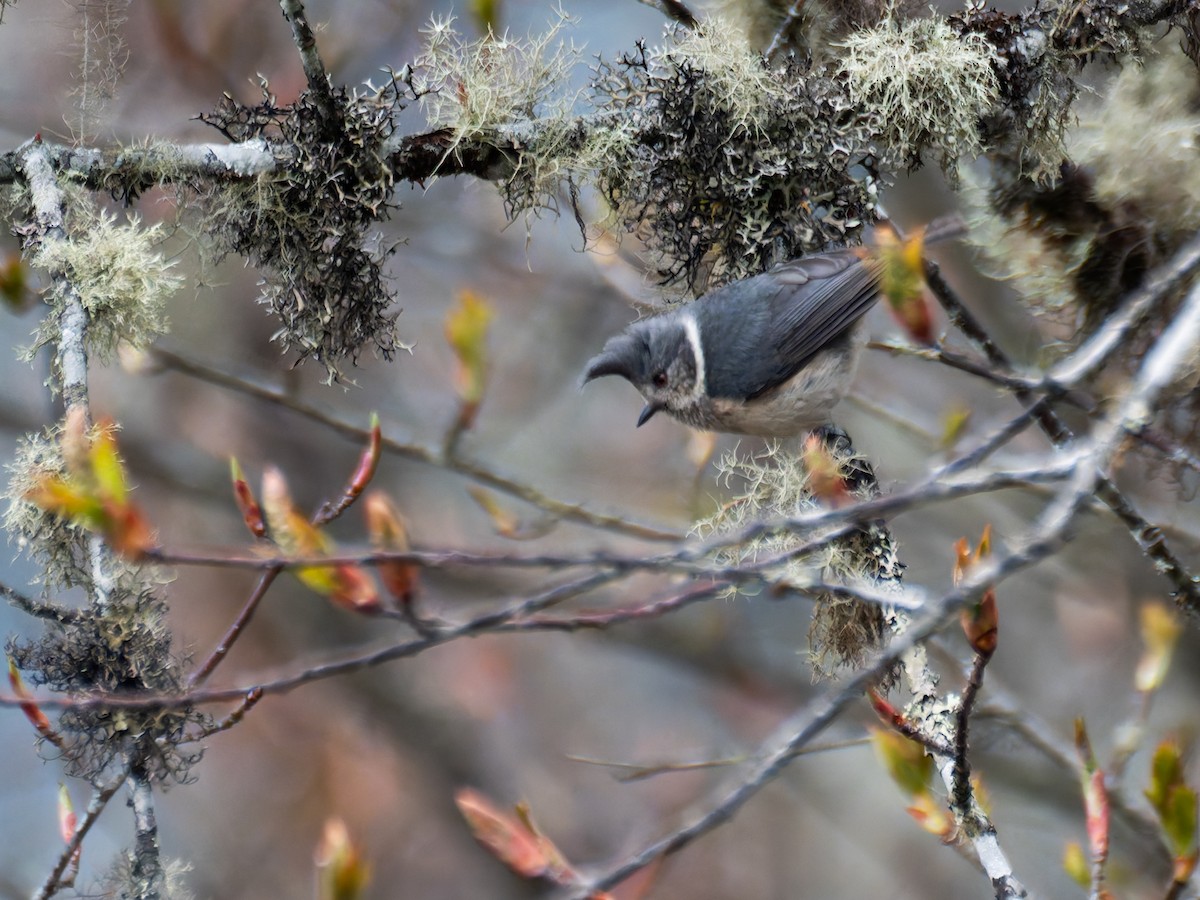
925,254,1200,617
278,0,339,126
575,274,1200,896
571,493,1081,897
127,761,163,899
16,141,89,414
33,772,127,900
148,346,681,542
187,567,281,688
0,579,83,625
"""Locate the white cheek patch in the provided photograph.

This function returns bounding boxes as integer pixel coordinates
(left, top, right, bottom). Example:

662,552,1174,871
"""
680,312,705,399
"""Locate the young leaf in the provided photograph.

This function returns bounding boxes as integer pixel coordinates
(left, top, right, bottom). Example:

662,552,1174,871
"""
1075,720,1109,864
467,486,521,538
445,289,493,415
871,727,933,797
1062,841,1089,888
315,817,370,900
57,783,77,845
365,491,419,606
1135,601,1182,694
954,525,998,654
1146,741,1198,867
873,224,936,346
455,787,564,882
56,783,82,884
261,466,327,558
263,467,380,614
939,405,971,450
25,416,156,559
906,790,954,838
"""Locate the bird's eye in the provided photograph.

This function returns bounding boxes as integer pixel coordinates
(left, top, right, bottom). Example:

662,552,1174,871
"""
652,371,668,388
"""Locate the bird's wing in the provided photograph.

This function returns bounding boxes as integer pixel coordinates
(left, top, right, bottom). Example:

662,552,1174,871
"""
699,249,883,400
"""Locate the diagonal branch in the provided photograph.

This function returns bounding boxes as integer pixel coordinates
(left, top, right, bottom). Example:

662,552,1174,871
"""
33,771,127,900
148,346,681,541
925,256,1200,617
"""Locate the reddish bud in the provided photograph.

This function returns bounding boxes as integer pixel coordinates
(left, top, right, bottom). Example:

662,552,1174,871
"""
230,458,266,539
365,492,419,607
344,414,382,504
455,788,567,882
9,657,61,747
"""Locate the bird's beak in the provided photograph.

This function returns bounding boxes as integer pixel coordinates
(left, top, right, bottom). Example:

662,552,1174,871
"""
637,402,663,427
582,334,640,385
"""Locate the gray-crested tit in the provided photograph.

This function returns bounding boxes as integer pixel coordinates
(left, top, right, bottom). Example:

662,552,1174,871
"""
582,216,964,437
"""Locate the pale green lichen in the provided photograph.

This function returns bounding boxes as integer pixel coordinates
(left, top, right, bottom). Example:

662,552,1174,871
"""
960,169,1083,322
1075,52,1200,237
693,441,835,590
30,209,180,362
669,19,791,134
694,440,893,675
412,11,580,149
839,16,999,175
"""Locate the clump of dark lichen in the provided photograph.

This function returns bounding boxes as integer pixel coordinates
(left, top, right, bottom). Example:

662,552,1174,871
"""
7,585,206,784
594,32,884,294
199,77,409,382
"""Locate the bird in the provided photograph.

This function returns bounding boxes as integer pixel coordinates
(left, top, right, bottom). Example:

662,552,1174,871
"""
582,216,964,437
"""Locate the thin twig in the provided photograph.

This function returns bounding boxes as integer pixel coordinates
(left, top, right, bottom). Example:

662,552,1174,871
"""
0,580,83,624
925,259,1200,616
951,649,992,812
188,567,282,688
187,688,264,741
147,346,681,542
278,0,340,127
33,771,127,900
570,500,1078,898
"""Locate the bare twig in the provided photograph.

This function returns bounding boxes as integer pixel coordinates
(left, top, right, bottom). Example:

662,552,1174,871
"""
950,649,992,813
188,568,282,688
0,580,83,625
568,735,871,783
148,346,681,542
33,772,127,900
189,689,264,740
570,505,1077,898
925,257,1200,616
278,0,339,126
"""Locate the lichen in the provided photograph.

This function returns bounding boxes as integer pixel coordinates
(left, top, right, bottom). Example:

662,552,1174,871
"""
30,209,179,363
693,437,896,676
839,16,999,177
199,77,408,382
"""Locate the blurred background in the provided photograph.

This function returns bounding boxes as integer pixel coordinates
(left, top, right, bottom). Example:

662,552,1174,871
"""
0,1,1198,898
